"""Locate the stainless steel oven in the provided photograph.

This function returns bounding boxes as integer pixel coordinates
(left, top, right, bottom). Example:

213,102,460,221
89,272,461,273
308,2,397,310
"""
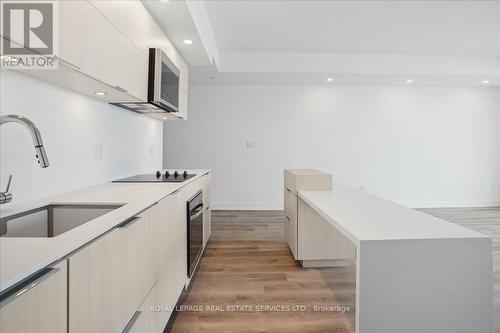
187,190,203,277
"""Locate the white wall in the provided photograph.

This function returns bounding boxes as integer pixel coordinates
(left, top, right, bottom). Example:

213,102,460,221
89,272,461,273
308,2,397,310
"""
164,84,500,209
0,71,163,206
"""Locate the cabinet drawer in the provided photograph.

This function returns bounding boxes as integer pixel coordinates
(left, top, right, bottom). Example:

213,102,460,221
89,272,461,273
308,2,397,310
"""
0,261,67,333
284,187,297,224
128,268,180,333
68,213,153,333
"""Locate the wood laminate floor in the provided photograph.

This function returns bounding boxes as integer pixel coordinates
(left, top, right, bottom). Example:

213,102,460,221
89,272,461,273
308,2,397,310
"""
171,208,500,333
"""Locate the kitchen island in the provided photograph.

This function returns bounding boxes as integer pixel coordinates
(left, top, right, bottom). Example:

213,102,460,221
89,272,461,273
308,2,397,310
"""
299,183,494,333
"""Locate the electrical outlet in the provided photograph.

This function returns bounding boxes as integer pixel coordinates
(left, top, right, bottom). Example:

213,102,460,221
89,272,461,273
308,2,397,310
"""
93,143,103,161
246,141,256,149
490,184,500,191
149,145,155,157
360,185,367,192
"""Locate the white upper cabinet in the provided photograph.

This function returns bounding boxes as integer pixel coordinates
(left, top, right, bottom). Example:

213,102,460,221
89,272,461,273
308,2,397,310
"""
4,0,188,120
58,1,148,101
89,0,189,119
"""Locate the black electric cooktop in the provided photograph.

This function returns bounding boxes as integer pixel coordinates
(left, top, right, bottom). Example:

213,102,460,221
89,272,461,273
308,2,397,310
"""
113,171,195,183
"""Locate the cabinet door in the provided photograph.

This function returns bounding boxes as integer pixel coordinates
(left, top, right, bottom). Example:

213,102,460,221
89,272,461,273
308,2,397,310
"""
203,207,211,247
284,188,298,258
0,261,67,333
172,190,188,291
68,212,152,333
130,193,186,333
79,1,147,101
57,1,89,69
297,198,355,261
177,88,188,120
201,173,211,209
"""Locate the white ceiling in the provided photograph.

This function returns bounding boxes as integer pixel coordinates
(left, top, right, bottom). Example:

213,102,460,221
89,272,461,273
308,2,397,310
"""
144,0,500,85
205,0,500,56
142,0,212,66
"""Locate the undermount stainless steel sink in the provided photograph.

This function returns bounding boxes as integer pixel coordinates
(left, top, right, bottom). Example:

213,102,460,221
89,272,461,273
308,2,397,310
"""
0,204,124,238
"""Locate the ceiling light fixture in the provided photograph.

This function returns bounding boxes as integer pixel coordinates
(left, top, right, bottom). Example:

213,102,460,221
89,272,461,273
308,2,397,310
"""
183,39,193,45
162,116,168,120
482,80,490,84
326,78,333,82
406,79,413,83
94,91,107,96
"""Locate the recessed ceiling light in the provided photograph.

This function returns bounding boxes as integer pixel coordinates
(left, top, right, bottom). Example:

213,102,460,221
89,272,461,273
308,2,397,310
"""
326,78,333,82
162,116,168,120
183,39,193,45
406,79,413,83
482,80,490,84
94,91,107,96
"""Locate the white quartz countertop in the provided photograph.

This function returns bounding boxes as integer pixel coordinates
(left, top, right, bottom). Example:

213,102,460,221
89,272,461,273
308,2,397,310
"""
0,170,209,292
299,182,489,245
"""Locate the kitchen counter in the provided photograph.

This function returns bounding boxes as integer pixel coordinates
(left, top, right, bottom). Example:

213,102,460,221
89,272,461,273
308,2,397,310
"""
0,169,209,292
298,182,494,333
299,183,489,244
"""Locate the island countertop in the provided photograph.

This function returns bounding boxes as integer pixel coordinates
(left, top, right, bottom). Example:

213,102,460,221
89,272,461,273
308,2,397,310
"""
298,182,493,332
299,182,489,245
0,169,209,292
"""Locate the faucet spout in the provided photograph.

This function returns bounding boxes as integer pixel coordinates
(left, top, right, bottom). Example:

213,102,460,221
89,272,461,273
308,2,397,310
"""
0,115,50,168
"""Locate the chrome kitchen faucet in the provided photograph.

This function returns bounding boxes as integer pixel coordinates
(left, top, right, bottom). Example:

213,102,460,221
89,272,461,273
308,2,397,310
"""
0,115,50,204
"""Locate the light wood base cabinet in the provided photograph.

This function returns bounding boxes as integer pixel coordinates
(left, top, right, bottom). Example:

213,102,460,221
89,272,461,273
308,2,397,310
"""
1,173,211,333
0,261,67,333
297,198,355,261
284,187,298,258
129,194,184,333
68,208,156,333
284,169,354,264
202,173,212,247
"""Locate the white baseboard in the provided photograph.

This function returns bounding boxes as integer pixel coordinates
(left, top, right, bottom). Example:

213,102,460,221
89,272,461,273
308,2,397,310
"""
211,200,500,211
212,203,284,211
401,200,500,209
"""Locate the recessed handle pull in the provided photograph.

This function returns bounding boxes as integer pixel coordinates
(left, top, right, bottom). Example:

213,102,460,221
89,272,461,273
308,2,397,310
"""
117,216,141,229
0,267,60,308
122,311,142,333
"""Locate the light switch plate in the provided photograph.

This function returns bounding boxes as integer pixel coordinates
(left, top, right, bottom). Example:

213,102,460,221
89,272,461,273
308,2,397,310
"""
93,143,103,161
246,141,256,148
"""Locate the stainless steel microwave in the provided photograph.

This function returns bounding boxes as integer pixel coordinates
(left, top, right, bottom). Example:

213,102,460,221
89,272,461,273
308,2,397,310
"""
110,48,180,114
